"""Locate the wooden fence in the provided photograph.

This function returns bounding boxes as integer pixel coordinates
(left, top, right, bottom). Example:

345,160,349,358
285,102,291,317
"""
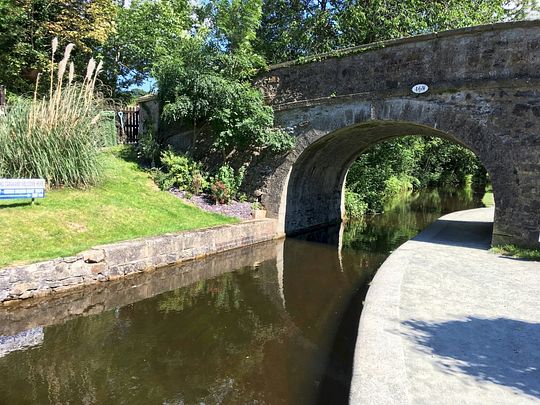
117,106,139,144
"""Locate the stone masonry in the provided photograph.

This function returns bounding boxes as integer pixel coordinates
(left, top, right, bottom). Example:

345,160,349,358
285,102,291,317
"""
254,20,540,247
0,219,278,304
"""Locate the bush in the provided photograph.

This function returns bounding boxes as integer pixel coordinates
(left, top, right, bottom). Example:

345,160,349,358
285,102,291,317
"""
155,149,209,195
209,164,246,204
344,191,368,220
155,40,295,156
384,175,414,198
0,42,107,187
137,129,161,167
210,181,229,204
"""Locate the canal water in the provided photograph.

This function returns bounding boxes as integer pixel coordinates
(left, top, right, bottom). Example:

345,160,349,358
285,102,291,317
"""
0,188,486,404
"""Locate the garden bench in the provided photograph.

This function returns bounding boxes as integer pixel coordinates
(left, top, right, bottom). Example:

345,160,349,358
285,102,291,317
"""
0,179,45,203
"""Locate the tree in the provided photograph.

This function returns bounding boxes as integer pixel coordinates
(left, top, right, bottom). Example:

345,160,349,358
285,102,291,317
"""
0,0,52,94
255,0,536,64
154,35,293,158
103,0,191,93
0,0,116,95
213,0,264,53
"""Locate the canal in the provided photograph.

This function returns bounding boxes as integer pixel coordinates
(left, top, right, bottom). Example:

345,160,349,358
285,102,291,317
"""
0,188,487,404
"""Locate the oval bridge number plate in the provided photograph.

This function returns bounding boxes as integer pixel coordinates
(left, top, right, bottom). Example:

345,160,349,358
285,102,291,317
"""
412,84,429,94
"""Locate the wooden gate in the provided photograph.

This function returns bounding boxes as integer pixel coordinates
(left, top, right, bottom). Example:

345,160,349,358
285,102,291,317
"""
117,106,139,144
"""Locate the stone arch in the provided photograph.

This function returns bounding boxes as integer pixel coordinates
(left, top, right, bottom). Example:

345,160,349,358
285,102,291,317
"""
283,121,494,235
261,95,537,247
256,21,540,247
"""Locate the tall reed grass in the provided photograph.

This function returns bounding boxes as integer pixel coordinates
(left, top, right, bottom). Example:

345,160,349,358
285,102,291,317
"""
0,39,108,187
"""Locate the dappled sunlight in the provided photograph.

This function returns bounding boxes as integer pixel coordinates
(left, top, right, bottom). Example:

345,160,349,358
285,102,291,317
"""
402,317,540,399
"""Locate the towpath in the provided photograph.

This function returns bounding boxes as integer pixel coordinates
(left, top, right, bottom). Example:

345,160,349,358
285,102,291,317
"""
350,207,540,404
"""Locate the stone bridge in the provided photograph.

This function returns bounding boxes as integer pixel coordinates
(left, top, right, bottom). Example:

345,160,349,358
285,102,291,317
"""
254,20,540,247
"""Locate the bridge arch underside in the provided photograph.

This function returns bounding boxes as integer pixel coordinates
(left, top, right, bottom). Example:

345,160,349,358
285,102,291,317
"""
283,122,486,234
264,96,540,248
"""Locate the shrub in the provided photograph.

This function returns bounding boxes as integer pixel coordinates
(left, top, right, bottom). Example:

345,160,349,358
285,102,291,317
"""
0,40,107,187
215,164,245,200
155,41,295,156
191,169,208,195
344,191,368,220
137,129,161,167
155,149,209,195
210,181,229,204
207,164,246,205
384,175,414,198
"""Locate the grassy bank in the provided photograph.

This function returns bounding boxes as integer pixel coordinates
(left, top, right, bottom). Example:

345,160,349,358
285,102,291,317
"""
0,148,237,267
491,245,540,261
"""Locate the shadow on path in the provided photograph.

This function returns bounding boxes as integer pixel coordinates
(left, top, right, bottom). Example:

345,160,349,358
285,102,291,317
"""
413,219,493,249
402,317,540,399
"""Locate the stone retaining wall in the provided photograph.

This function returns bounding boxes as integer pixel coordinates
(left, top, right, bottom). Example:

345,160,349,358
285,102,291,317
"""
0,219,278,304
0,239,282,336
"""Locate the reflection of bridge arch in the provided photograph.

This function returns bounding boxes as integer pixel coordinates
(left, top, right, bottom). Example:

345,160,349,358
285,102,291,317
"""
256,21,540,247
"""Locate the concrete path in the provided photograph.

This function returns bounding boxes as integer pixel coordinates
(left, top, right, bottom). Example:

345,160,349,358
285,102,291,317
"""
350,207,540,404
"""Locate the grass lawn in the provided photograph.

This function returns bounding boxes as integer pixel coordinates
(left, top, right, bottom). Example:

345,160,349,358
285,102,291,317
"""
482,192,494,207
491,245,540,261
0,148,237,267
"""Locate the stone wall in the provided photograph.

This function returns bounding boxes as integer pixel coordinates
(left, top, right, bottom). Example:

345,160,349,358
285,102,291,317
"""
137,94,160,137
0,220,279,305
137,94,203,156
0,239,283,337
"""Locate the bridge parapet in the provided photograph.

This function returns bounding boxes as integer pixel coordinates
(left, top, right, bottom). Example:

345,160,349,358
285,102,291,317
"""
256,20,540,109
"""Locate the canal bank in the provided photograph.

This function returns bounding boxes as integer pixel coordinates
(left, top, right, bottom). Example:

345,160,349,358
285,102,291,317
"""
0,219,279,304
350,207,540,404
0,187,492,403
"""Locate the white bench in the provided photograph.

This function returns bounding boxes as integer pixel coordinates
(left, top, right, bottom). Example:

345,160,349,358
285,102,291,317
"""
0,179,45,203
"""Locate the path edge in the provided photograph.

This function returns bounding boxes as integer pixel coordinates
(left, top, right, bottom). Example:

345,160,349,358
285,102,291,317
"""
349,207,495,404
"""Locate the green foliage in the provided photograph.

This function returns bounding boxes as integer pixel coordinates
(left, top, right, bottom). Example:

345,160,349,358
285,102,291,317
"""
210,181,230,204
137,129,161,167
153,150,247,203
154,36,294,155
384,175,414,197
344,191,368,220
103,0,191,92
411,138,478,188
255,0,534,64
210,164,246,204
154,149,208,195
0,0,116,95
491,245,540,261
345,136,484,215
0,45,108,187
0,148,235,267
482,192,495,207
213,0,264,53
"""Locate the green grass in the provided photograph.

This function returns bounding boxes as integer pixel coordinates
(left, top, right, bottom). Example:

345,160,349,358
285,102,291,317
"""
491,245,540,261
0,148,237,267
482,191,495,207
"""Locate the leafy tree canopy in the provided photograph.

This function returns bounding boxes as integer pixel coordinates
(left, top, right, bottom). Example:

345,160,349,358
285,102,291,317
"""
0,0,116,95
104,0,192,92
255,0,537,64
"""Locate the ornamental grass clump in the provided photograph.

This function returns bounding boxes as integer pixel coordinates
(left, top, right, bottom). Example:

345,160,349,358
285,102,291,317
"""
0,39,107,187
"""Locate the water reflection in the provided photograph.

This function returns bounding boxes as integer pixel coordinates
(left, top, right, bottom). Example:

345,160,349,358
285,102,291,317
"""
0,328,43,358
0,188,485,404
